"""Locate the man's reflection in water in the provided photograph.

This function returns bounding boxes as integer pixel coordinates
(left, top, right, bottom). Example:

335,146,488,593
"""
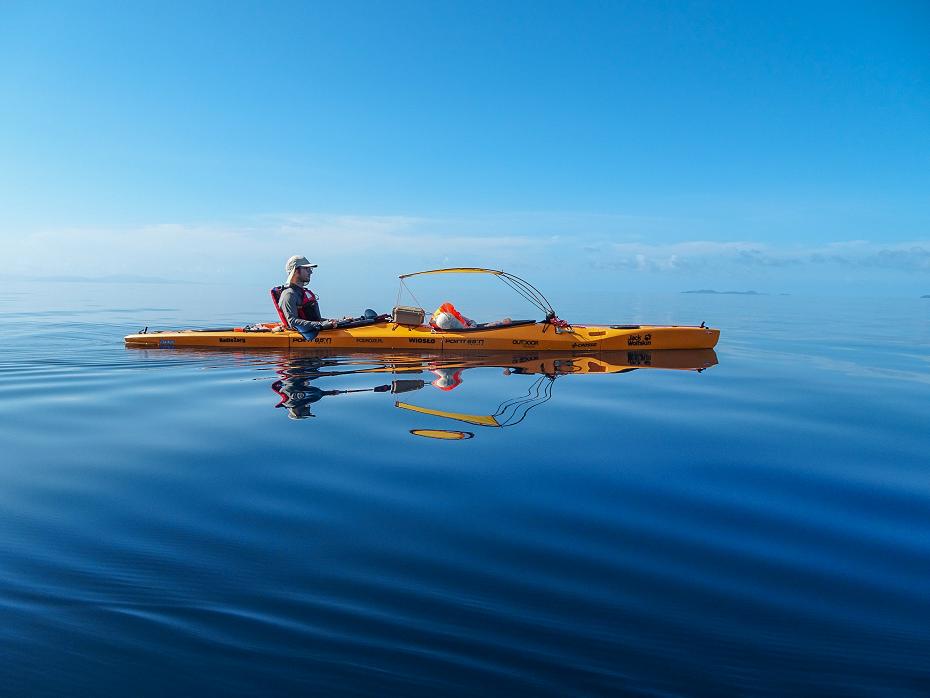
271,356,423,420
271,378,360,419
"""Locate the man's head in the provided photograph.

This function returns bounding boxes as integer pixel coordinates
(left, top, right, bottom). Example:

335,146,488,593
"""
285,255,317,286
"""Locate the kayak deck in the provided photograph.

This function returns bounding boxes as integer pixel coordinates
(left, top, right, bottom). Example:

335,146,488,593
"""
124,321,719,351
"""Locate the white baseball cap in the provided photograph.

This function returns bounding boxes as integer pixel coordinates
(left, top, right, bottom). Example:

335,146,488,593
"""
285,255,318,284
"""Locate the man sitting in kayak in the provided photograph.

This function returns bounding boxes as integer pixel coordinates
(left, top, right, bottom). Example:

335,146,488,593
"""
277,256,346,339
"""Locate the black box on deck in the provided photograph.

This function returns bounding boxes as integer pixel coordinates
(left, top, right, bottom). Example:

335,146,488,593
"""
393,306,425,326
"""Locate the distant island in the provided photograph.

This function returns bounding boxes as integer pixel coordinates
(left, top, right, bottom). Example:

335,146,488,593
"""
922,294,930,298
681,289,765,295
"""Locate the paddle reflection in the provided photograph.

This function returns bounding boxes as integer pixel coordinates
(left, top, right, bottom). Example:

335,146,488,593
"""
270,349,719,434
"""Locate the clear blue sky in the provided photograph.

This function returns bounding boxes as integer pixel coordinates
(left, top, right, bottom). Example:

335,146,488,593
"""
1,1,928,295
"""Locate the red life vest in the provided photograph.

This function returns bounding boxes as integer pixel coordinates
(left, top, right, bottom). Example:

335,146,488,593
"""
270,285,320,328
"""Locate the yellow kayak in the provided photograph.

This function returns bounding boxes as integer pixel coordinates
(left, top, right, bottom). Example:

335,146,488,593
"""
123,267,720,351
124,320,718,351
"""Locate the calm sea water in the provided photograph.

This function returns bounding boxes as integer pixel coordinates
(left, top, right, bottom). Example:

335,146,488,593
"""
1,282,929,696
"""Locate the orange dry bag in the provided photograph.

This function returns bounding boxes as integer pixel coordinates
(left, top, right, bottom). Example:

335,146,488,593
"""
430,302,474,330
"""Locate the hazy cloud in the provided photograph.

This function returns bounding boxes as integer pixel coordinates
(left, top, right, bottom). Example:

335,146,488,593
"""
592,240,930,274
3,214,928,293
0,214,550,282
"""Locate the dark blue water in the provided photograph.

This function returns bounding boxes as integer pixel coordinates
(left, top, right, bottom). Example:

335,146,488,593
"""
1,284,929,696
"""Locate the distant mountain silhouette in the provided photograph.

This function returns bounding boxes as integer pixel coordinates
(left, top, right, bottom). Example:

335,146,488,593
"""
922,294,930,298
681,289,764,295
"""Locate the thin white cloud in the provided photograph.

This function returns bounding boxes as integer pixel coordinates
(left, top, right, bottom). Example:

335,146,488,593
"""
3,214,928,291
593,240,930,273
0,213,550,281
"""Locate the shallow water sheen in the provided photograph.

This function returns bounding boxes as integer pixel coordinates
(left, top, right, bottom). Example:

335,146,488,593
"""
1,287,929,696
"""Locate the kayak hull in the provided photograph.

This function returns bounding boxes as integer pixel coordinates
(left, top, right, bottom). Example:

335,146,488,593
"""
124,321,719,351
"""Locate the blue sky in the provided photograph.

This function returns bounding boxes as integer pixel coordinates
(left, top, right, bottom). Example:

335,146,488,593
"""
1,1,928,295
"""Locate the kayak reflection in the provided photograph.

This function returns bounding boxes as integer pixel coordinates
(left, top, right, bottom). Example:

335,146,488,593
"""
269,349,718,432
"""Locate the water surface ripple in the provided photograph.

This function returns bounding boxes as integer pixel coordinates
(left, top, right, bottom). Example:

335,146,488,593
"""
1,290,928,696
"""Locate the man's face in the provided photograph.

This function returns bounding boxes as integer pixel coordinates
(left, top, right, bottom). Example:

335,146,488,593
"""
297,266,312,283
